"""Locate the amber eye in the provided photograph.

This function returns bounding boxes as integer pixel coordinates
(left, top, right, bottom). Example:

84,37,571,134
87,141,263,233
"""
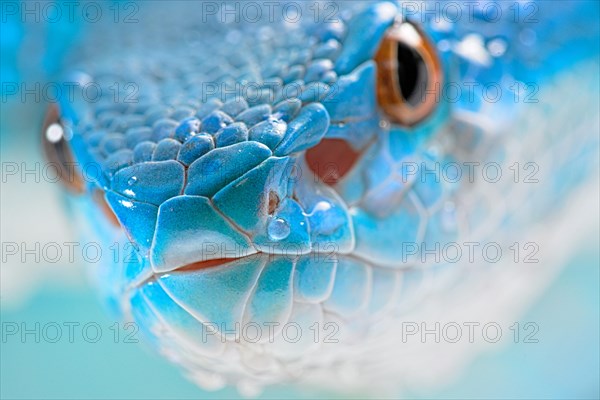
41,103,85,194
374,20,443,126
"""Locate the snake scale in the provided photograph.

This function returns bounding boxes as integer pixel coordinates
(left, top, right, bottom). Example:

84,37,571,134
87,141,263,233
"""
38,0,599,395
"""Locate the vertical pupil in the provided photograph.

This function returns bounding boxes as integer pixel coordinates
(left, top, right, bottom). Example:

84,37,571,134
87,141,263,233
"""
396,42,428,106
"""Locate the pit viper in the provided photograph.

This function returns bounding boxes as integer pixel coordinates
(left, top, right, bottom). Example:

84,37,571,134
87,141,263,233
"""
40,1,599,395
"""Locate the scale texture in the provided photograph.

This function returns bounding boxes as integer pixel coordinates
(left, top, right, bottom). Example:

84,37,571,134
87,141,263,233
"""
47,0,599,395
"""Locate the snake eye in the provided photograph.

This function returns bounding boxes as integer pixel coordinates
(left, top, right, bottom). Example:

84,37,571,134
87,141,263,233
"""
41,103,85,194
374,21,443,126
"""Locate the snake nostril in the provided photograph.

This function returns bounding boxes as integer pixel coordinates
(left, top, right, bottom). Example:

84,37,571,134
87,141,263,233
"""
268,191,280,215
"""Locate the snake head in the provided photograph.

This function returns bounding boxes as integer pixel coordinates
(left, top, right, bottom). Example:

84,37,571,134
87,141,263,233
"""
41,0,540,390
43,2,447,278
40,0,600,393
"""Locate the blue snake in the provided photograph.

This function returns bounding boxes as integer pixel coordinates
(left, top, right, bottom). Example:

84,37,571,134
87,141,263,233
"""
39,0,599,395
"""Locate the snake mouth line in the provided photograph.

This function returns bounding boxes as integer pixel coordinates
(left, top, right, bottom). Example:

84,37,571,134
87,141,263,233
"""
131,248,349,292
175,255,258,272
129,255,249,292
131,252,276,291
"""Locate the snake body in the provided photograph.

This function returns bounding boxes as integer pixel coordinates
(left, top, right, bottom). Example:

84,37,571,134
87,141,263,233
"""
42,1,599,394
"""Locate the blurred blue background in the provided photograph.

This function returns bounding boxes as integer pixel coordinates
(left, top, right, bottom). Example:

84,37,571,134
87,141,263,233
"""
1,1,599,398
